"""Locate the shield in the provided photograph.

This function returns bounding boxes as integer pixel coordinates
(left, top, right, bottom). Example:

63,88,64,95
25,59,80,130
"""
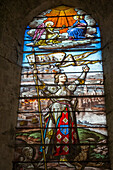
60,125,69,135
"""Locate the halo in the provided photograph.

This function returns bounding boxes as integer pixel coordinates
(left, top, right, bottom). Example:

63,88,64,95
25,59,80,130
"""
73,15,80,20
45,21,54,27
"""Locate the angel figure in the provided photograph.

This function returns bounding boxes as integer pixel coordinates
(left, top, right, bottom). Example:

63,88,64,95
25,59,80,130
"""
33,21,60,46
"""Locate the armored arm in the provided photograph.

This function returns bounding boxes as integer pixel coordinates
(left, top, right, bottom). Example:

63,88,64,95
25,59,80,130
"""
68,65,89,91
76,65,89,85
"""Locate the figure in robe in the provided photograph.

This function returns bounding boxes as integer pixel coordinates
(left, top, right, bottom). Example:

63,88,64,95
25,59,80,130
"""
37,65,89,168
45,21,59,43
33,21,60,46
67,16,88,40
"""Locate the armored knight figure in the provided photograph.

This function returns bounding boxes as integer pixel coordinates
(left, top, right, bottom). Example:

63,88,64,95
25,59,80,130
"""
36,65,89,168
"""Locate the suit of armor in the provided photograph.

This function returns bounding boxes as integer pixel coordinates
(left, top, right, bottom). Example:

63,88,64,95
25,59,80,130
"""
39,69,88,158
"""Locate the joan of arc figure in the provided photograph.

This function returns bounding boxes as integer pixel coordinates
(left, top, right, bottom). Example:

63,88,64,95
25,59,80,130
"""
36,65,89,168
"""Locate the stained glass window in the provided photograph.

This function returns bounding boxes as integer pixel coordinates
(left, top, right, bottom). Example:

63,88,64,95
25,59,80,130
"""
13,6,110,170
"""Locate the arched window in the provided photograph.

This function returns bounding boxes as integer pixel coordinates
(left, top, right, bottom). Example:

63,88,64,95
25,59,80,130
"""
14,5,110,170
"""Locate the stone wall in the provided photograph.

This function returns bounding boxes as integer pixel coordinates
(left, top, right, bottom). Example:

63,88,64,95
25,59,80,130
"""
0,0,113,169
